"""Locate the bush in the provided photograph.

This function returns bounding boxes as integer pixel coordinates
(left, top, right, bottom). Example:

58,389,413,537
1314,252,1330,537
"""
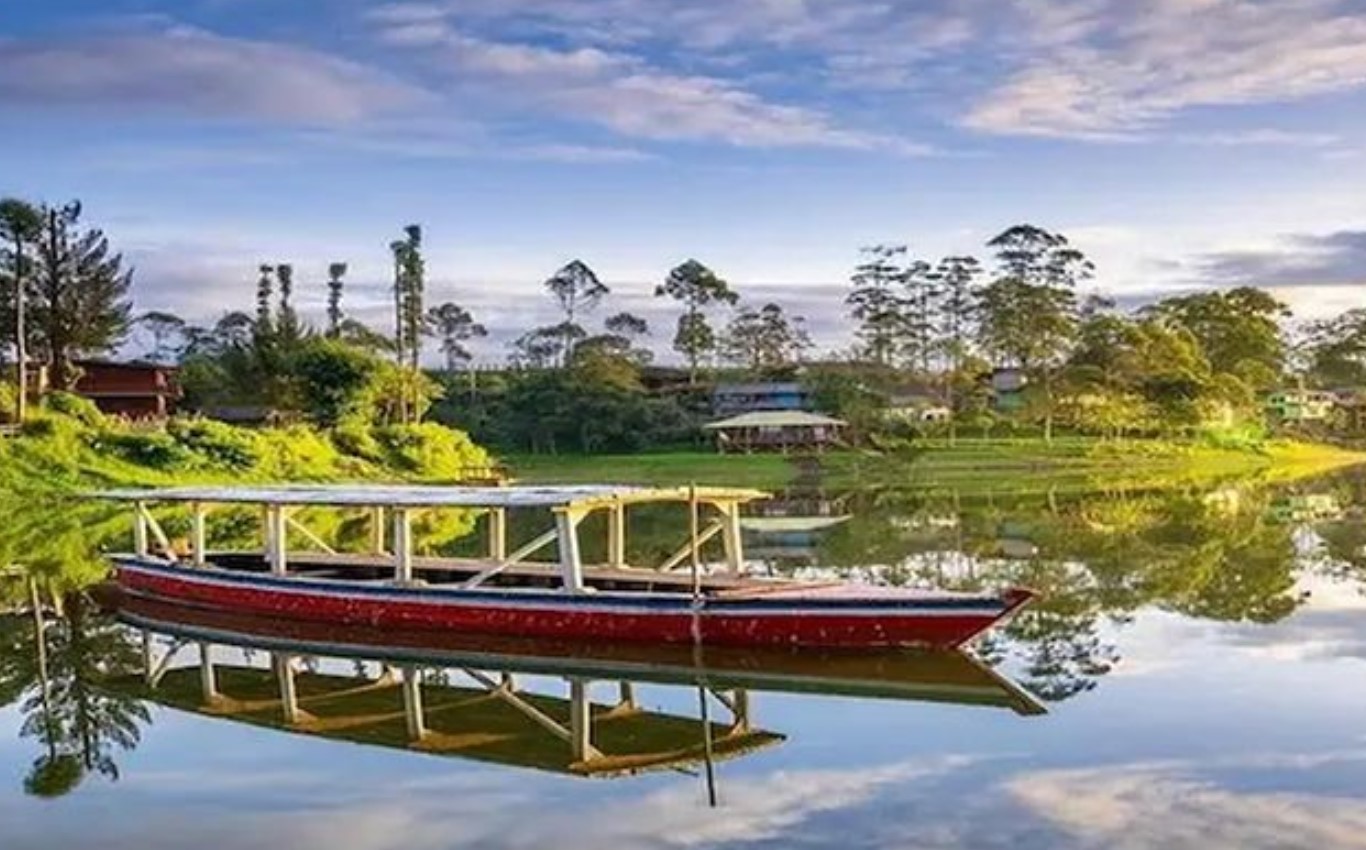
0,383,15,422
167,417,263,470
103,431,200,469
257,425,348,480
373,422,490,480
44,392,106,430
332,415,383,462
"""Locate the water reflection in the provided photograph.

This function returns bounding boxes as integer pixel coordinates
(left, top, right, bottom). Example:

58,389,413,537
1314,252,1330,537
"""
0,590,1042,799
5,470,1366,848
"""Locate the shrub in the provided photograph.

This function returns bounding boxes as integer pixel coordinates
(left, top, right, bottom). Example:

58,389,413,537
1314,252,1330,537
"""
167,417,263,470
372,422,491,480
257,425,347,480
44,392,106,430
103,431,200,469
332,415,383,462
0,383,15,421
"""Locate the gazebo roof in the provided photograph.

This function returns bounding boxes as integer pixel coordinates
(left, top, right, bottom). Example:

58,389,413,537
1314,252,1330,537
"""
703,410,847,430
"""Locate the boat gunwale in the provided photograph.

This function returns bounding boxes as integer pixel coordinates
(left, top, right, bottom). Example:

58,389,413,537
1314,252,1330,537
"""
113,556,1025,611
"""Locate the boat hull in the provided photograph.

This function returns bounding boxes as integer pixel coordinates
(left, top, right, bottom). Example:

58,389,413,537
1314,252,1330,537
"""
113,558,1032,649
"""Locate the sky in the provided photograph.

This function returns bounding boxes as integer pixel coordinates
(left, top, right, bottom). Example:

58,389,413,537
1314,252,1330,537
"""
2,0,1365,361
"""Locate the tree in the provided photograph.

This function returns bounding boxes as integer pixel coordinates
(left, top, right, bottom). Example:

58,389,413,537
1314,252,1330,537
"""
136,311,187,363
425,302,487,373
390,225,426,422
933,255,982,443
274,263,303,349
254,264,275,342
847,245,909,366
978,225,1093,441
722,302,812,374
1304,309,1366,387
1144,287,1289,391
28,202,133,389
656,259,737,383
901,257,938,372
509,326,569,369
0,197,43,423
595,311,653,365
326,262,348,338
545,260,608,366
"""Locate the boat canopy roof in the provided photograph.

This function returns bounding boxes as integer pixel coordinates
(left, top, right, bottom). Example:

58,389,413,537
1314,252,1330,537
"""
92,483,768,509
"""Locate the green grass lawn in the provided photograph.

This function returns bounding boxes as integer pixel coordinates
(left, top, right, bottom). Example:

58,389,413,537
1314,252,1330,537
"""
505,438,1366,493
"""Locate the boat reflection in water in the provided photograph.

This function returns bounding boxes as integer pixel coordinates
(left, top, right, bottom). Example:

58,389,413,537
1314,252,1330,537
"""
105,594,1045,784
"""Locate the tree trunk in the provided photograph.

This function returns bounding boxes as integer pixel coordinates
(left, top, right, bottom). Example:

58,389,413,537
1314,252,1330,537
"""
13,236,25,424
1042,364,1054,444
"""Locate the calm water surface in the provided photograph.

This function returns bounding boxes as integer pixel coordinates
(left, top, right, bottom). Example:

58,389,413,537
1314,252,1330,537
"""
4,471,1366,849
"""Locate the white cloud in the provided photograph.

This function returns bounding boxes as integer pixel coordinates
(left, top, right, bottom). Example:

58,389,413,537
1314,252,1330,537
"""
966,0,1366,138
0,758,967,850
1008,757,1366,849
367,5,936,152
0,27,431,125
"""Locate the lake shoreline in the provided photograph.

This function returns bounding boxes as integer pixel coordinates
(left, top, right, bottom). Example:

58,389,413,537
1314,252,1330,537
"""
506,438,1366,492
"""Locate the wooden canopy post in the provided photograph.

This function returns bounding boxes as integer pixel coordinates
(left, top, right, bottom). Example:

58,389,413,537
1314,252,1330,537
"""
370,506,387,555
555,507,587,594
275,653,301,725
191,503,208,567
392,508,414,584
719,500,745,574
569,678,593,763
133,501,149,558
487,508,507,561
198,641,219,702
265,504,288,576
401,665,426,742
607,502,627,568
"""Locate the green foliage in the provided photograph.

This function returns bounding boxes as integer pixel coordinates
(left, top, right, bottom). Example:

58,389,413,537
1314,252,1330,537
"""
43,392,106,429
166,418,262,470
0,382,16,421
1143,287,1288,391
372,422,490,479
291,338,383,426
103,431,199,469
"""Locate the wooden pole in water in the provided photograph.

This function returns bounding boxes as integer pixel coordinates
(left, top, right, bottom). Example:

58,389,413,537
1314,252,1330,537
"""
696,685,718,808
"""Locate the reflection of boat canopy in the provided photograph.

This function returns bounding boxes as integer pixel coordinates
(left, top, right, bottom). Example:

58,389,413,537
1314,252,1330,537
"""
114,635,782,778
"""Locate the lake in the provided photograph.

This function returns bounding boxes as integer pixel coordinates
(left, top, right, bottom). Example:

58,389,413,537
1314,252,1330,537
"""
3,469,1366,849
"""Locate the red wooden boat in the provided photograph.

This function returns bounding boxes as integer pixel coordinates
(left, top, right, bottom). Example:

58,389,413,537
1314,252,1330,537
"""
96,484,1034,650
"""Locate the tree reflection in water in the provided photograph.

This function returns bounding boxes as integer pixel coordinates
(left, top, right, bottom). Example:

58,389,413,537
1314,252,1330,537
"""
1,582,149,798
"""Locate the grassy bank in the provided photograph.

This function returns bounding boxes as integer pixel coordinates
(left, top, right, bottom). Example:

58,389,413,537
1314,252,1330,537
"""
506,438,1366,493
0,393,490,495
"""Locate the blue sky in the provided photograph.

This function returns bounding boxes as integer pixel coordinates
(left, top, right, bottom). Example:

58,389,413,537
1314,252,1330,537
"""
2,0,1365,359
